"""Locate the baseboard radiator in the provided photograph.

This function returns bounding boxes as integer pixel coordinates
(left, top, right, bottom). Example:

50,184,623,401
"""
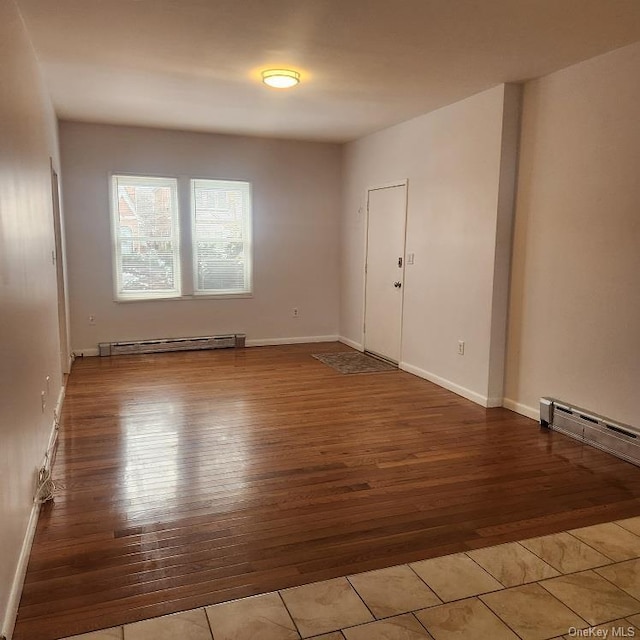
98,333,246,356
540,397,640,467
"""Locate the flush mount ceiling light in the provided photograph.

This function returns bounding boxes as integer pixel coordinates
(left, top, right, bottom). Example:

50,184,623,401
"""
261,69,300,89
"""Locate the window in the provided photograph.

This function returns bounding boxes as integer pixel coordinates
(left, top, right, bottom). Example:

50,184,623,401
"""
191,179,252,295
111,175,180,300
110,175,252,300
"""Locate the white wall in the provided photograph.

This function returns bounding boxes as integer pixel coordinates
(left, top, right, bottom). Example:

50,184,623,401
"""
59,123,342,351
504,41,640,425
340,85,520,406
0,0,65,635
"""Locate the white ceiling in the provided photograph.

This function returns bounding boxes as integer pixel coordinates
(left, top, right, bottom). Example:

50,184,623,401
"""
16,0,640,142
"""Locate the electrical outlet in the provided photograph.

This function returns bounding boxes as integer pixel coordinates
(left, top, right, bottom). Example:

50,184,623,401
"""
88,315,96,325
41,390,46,413
458,340,465,356
292,308,299,318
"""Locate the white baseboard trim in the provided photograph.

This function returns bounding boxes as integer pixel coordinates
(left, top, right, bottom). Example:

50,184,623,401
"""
41,384,65,470
502,397,540,421
2,500,40,640
246,335,340,347
54,384,66,420
40,421,58,473
399,362,492,407
2,383,66,639
338,336,364,351
74,348,99,357
486,397,504,408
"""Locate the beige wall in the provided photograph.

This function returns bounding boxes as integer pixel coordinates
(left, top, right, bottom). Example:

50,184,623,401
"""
504,41,640,425
0,0,64,634
340,85,520,406
59,123,342,351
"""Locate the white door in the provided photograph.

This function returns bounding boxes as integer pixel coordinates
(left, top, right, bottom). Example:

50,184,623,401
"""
364,184,407,363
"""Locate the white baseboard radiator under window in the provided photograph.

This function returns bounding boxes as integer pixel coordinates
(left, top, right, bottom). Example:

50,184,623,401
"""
98,333,246,356
540,397,640,467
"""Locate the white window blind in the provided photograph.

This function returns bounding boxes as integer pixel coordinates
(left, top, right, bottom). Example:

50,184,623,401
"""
111,175,181,300
191,179,252,294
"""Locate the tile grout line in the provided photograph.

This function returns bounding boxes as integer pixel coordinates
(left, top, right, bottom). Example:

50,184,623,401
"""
407,611,434,639
518,532,615,573
411,603,447,638
565,526,624,562
538,578,639,630
588,563,640,608
407,554,505,602
326,602,438,632
513,539,560,576
614,517,640,537
276,590,303,639
335,574,522,640
478,588,573,640
463,547,514,589
564,516,640,566
298,569,442,637
624,617,640,633
474,596,527,640
462,548,512,589
529,579,594,631
344,574,379,621
464,537,639,592
405,562,450,601
338,611,431,640
202,605,216,640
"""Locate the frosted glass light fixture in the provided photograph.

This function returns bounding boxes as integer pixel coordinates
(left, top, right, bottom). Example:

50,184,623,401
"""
261,69,300,88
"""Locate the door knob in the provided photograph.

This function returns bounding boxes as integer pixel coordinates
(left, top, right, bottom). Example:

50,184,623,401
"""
394,281,402,288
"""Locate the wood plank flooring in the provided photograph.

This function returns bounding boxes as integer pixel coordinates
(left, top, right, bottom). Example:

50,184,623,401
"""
14,343,640,639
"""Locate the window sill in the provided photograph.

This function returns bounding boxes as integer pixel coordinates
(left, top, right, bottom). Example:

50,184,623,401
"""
114,293,254,303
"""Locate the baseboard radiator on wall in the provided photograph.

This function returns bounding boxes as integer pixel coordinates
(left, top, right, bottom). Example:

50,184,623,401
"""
540,397,640,467
98,333,246,356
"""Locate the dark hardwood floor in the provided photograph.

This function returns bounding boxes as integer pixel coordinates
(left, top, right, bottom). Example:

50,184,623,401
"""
14,343,640,639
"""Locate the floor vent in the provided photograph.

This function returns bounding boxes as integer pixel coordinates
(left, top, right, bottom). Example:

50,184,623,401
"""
99,334,245,356
540,397,639,467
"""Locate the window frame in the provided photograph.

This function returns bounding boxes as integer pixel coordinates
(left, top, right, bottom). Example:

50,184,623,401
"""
109,173,254,302
110,174,182,302
190,178,253,297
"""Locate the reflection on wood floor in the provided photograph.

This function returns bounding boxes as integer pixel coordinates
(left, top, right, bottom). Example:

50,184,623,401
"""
14,343,640,639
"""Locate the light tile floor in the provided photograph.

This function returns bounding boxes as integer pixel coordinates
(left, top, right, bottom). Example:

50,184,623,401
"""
62,517,640,640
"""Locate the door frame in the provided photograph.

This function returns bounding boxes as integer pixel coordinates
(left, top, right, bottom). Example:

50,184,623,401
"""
50,159,71,374
361,179,409,361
